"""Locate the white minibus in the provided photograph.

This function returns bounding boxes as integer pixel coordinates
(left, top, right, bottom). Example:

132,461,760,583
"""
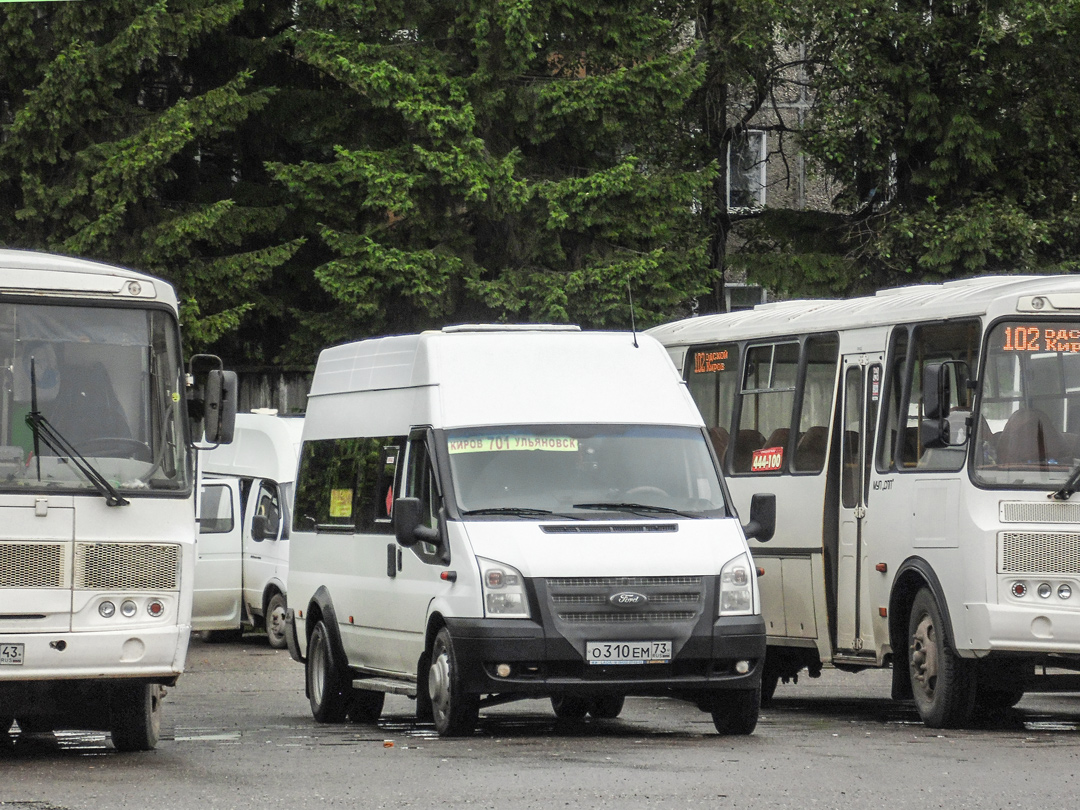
0,249,234,750
195,411,303,647
285,325,774,736
649,275,1080,728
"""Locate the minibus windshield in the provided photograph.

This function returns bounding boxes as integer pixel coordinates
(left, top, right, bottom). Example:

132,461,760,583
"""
0,301,190,495
974,320,1080,488
445,424,728,518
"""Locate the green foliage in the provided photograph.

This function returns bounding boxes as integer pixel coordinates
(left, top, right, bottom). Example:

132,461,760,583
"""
798,0,1080,287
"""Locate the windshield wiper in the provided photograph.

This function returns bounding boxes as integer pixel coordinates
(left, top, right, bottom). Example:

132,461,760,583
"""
1050,462,1080,500
572,502,694,517
461,506,554,517
26,359,129,507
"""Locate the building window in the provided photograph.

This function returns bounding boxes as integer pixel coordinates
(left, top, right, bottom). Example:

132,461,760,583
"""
727,130,766,210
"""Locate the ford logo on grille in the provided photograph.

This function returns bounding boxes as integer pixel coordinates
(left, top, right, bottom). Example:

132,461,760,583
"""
609,591,648,608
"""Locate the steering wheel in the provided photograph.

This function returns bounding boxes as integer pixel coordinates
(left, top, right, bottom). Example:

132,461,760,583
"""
78,438,153,463
624,486,670,500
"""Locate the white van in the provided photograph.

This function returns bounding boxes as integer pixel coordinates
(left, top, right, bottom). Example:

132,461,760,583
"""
284,326,774,736
194,412,303,647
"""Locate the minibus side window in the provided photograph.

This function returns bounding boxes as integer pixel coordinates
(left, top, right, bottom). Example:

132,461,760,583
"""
293,436,406,533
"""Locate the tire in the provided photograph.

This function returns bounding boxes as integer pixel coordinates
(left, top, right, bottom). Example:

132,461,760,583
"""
710,688,760,735
908,587,976,728
199,628,244,643
415,653,434,722
428,627,479,737
589,694,625,720
974,687,1025,713
265,593,288,650
348,689,386,724
306,620,350,723
109,682,163,752
550,694,591,720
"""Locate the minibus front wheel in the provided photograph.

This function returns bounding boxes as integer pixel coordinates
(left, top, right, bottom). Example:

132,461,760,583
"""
907,587,975,728
709,688,760,735
307,620,350,723
429,627,479,737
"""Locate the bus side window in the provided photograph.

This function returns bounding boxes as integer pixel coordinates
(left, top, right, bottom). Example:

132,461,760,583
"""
793,335,838,473
896,320,979,472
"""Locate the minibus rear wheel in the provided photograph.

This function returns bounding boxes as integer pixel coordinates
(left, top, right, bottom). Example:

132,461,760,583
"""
265,593,288,650
307,621,350,723
429,628,479,736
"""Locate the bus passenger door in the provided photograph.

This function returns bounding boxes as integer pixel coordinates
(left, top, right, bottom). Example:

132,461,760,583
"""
836,355,882,656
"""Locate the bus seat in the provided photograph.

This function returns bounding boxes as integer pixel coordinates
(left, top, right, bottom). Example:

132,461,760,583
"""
708,426,730,462
794,426,828,471
996,408,1073,466
763,428,790,451
732,429,765,472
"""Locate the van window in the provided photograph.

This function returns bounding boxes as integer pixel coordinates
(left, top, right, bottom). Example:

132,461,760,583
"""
293,436,405,533
199,483,233,534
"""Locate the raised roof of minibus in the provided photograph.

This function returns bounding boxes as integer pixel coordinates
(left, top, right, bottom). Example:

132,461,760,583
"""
0,248,175,308
306,326,702,429
202,413,304,484
646,275,1072,346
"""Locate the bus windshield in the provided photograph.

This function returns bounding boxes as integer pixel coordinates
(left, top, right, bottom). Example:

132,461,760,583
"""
0,301,190,495
974,320,1080,488
444,424,727,518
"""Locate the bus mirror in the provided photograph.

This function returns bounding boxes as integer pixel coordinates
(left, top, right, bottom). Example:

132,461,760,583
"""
204,369,238,444
920,418,950,449
742,493,776,542
922,362,951,421
393,497,440,548
250,513,268,542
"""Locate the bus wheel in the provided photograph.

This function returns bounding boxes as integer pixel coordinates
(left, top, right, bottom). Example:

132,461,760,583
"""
589,694,625,720
907,588,975,728
710,688,760,735
265,593,288,650
307,621,349,723
109,682,162,752
428,628,479,737
550,694,590,720
348,689,385,724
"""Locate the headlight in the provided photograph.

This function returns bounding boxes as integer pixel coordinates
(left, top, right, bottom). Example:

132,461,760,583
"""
719,553,754,616
478,557,530,619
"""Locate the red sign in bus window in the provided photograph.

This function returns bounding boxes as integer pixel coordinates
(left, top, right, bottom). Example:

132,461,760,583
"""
751,446,784,472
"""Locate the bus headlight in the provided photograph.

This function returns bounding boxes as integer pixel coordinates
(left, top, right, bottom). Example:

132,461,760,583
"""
478,557,530,619
719,553,754,616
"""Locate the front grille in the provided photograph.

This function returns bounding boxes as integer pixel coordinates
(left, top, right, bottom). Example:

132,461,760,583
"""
1000,532,1080,575
1001,501,1080,524
74,543,180,590
0,543,66,588
558,611,698,624
551,592,700,606
546,576,703,588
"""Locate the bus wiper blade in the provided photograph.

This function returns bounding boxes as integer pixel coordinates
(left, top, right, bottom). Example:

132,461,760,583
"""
572,502,692,517
25,412,129,507
462,506,554,517
1050,461,1080,500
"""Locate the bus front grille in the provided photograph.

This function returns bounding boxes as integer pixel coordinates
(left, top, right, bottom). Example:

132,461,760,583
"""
74,543,181,590
0,543,66,588
1000,532,1080,575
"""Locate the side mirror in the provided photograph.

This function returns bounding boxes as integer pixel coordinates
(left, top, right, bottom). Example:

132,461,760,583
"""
922,361,951,421
393,497,440,548
204,369,238,444
251,513,268,542
742,493,775,542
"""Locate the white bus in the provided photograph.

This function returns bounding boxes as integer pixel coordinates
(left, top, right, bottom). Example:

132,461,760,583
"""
649,276,1080,728
0,249,235,750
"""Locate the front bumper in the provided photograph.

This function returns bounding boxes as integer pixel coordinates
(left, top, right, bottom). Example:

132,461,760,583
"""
0,624,188,682
444,614,765,697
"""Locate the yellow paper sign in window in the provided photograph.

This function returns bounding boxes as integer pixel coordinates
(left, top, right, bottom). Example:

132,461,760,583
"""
447,436,579,454
329,489,353,518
